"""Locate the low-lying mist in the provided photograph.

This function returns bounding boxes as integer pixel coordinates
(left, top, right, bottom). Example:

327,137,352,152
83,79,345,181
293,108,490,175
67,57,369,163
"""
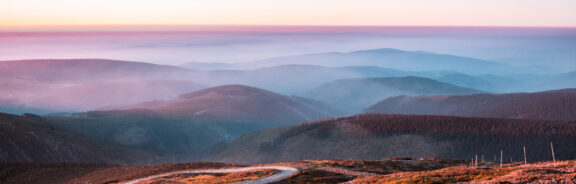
1,26,575,72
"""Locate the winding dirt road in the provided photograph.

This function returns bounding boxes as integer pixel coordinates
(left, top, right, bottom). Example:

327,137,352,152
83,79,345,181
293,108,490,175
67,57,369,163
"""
121,166,299,184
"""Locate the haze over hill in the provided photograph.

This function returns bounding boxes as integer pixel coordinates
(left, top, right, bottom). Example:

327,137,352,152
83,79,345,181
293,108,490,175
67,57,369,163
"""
0,53,572,113
39,85,341,162
188,64,522,94
207,114,576,164
1,4,576,182
29,81,208,111
302,76,483,113
365,88,576,121
251,48,514,75
3,27,574,71
97,85,342,124
0,59,210,113
0,59,192,83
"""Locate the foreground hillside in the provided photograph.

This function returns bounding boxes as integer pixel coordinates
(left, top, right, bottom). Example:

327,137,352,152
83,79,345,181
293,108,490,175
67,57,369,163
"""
303,76,482,113
0,112,146,163
2,158,575,184
365,88,576,121
207,114,576,164
349,160,576,183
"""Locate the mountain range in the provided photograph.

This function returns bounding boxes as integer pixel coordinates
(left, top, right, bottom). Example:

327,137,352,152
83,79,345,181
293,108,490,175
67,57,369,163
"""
250,48,514,75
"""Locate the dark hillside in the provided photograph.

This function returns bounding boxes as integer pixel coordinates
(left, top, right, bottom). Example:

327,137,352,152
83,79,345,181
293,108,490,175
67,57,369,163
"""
366,88,576,121
207,114,576,164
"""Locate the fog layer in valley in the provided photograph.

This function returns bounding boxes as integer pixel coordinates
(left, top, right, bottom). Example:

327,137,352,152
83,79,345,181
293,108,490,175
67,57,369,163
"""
1,26,575,165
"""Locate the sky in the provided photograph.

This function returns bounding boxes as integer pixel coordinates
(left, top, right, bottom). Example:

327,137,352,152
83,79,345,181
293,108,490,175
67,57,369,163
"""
1,0,576,27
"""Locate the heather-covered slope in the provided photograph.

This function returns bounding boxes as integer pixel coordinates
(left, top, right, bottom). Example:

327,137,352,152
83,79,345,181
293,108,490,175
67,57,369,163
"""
365,88,576,121
207,114,576,164
303,76,483,113
0,112,147,163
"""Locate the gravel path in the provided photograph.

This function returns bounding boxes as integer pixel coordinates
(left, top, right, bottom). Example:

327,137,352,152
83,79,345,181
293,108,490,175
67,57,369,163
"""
121,166,299,184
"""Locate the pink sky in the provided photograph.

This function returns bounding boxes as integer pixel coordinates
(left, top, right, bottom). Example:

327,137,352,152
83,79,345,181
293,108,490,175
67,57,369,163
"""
1,0,576,27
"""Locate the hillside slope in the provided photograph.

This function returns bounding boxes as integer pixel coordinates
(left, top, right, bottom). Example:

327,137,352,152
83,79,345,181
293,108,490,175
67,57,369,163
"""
98,84,342,124
0,112,146,163
0,59,193,83
28,80,208,111
365,88,576,121
45,85,343,161
303,76,483,113
207,114,576,164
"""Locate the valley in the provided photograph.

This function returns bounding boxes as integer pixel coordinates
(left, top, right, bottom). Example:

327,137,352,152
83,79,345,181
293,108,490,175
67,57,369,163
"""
1,26,575,183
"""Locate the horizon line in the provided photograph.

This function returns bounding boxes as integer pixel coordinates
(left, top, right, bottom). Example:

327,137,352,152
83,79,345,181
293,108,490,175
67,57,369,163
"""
2,24,576,31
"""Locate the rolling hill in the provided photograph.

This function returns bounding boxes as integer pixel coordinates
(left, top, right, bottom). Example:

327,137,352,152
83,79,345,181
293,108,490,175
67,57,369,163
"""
0,59,194,83
365,88,576,121
0,112,147,163
206,114,576,164
96,84,342,124
44,85,343,161
200,64,501,95
302,76,483,113
0,59,211,113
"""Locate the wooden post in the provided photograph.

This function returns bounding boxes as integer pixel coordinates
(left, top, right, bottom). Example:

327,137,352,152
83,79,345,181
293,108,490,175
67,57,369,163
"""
550,142,556,166
523,146,527,165
475,154,478,167
500,150,503,167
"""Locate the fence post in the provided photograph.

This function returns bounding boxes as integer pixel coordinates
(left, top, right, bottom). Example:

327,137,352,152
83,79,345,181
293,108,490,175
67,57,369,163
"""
500,150,503,167
550,142,556,167
475,154,478,167
523,146,527,165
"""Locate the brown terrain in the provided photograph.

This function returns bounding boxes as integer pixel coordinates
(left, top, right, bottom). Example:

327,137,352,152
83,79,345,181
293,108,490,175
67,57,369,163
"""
139,169,279,184
2,158,574,183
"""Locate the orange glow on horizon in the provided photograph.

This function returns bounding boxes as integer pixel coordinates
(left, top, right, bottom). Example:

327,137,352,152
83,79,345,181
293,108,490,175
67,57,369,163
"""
1,0,576,28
